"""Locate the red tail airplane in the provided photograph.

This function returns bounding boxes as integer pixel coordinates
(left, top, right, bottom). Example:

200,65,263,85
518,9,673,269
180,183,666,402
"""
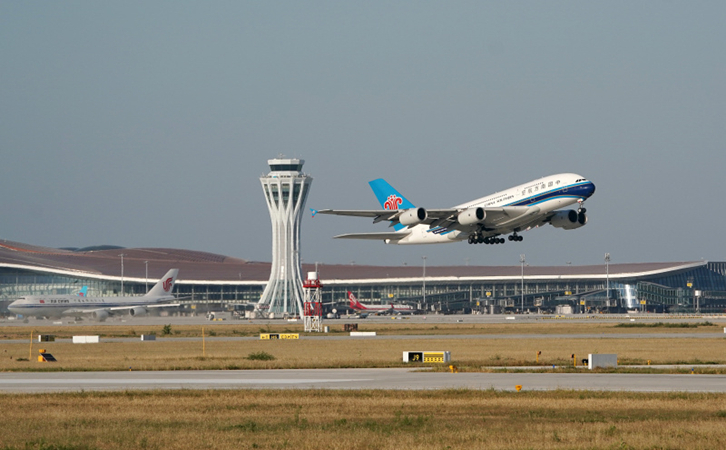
347,291,415,315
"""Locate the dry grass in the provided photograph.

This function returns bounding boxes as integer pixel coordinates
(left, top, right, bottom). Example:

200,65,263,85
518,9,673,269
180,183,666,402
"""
1,389,726,449
2,335,726,372
1,320,723,341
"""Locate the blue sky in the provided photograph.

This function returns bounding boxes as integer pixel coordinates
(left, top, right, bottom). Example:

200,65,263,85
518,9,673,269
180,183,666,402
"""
1,2,724,267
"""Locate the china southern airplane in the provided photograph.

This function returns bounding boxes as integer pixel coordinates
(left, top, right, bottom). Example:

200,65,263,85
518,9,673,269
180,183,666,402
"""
8,268,181,321
313,173,595,245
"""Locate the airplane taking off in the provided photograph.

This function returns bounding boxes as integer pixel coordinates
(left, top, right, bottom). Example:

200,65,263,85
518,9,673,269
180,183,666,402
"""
8,269,181,321
348,291,415,315
314,173,595,245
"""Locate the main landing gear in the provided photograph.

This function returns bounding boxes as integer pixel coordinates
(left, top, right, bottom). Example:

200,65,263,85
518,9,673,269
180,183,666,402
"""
468,232,523,245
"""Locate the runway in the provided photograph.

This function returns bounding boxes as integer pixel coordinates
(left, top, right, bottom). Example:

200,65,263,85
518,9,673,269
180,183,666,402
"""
2,368,725,393
3,313,725,327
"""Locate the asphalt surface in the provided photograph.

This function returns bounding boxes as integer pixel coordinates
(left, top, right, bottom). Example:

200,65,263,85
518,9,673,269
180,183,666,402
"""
3,313,726,327
1,368,725,393
1,332,724,345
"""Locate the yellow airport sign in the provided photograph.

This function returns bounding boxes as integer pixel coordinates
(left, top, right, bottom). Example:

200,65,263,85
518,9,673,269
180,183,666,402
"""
260,333,299,340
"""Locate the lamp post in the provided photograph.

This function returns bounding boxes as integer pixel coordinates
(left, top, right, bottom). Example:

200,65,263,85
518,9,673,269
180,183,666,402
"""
422,256,427,306
605,253,611,300
520,254,526,313
118,253,126,297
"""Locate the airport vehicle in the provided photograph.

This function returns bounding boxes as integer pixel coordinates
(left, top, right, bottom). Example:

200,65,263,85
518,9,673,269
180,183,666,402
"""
348,291,415,315
8,269,180,320
314,173,595,245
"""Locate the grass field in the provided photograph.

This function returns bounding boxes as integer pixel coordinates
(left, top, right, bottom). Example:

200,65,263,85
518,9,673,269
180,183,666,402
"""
2,389,726,449
1,320,723,340
1,321,725,372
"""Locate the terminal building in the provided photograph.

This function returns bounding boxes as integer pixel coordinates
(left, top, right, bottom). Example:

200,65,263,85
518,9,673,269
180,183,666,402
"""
1,239,726,315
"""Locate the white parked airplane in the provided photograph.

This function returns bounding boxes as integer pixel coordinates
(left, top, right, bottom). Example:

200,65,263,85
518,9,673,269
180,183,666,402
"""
313,173,595,245
8,268,181,321
348,291,415,315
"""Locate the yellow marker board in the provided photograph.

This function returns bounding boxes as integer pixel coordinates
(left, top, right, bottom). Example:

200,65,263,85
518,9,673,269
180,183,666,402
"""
260,333,299,340
403,351,451,363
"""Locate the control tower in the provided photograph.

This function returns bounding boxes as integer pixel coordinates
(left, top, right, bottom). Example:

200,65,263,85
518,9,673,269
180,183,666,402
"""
258,158,312,316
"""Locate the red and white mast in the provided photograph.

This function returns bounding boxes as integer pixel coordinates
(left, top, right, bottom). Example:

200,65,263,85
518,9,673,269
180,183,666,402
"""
303,271,323,332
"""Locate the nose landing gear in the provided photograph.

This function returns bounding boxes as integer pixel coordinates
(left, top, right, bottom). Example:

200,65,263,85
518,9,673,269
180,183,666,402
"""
577,199,587,214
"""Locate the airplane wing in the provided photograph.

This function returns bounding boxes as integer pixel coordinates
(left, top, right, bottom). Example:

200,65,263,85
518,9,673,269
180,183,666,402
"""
108,303,181,311
63,303,182,315
423,206,540,231
333,232,408,241
317,205,541,232
314,209,402,225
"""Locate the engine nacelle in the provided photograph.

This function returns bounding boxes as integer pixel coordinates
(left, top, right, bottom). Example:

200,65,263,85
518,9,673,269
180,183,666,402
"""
550,210,587,230
457,207,486,226
130,306,148,317
398,207,427,226
92,310,109,321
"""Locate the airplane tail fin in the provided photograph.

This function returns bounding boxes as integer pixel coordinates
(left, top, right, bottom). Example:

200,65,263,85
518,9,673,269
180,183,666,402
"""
144,269,179,298
368,179,416,231
77,286,88,297
348,291,365,310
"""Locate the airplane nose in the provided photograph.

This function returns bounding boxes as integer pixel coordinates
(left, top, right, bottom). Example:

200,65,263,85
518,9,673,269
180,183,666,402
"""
586,182,596,198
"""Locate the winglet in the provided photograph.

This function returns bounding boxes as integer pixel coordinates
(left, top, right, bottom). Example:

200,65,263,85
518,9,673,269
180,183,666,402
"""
310,208,318,217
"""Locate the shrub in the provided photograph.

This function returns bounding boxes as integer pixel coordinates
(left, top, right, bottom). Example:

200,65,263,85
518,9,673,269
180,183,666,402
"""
246,351,276,361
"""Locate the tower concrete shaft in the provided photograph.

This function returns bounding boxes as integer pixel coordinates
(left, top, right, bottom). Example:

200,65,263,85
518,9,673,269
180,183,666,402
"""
258,158,312,316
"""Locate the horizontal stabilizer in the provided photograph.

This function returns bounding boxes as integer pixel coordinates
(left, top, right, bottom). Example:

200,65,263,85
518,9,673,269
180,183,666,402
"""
334,232,408,241
315,209,393,218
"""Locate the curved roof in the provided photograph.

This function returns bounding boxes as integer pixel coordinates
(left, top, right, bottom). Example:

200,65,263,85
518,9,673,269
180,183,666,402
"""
0,239,706,285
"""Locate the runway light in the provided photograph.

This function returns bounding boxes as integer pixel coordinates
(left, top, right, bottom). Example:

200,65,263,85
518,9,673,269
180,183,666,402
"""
515,385,522,392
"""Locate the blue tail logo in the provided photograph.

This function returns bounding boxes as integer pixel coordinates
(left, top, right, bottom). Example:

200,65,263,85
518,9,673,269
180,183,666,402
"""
368,179,415,231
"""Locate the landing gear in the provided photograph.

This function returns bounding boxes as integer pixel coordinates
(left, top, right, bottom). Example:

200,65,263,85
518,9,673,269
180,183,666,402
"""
508,233,524,242
577,199,587,214
468,232,505,245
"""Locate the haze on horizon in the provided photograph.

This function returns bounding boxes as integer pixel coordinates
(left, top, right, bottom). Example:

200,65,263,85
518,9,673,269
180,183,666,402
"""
1,2,724,268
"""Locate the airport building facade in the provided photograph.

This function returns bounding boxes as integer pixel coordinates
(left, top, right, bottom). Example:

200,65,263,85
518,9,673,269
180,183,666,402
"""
2,240,726,315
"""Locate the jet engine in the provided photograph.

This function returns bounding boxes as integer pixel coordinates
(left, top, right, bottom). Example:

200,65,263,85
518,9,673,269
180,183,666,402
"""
92,310,109,321
458,207,485,226
549,210,587,230
398,207,427,226
130,307,148,317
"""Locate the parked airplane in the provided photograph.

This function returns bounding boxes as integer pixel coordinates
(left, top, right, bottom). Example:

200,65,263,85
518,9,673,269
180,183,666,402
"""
8,269,181,321
314,173,595,245
348,291,415,315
